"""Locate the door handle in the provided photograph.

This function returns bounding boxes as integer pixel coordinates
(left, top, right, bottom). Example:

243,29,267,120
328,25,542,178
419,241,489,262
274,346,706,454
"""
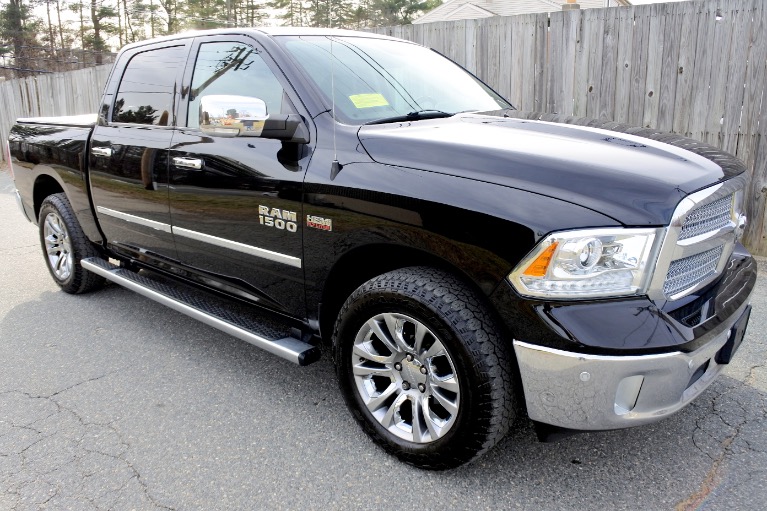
173,157,203,170
91,147,112,157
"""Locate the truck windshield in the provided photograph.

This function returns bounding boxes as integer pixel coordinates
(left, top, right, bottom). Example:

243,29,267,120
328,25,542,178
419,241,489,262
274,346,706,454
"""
277,35,512,125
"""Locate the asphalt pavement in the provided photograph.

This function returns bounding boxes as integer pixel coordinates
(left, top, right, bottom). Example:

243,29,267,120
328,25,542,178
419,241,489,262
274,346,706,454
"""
1,167,766,511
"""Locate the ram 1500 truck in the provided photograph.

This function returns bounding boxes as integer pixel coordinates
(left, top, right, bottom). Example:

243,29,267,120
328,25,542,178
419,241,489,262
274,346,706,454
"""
6,28,756,469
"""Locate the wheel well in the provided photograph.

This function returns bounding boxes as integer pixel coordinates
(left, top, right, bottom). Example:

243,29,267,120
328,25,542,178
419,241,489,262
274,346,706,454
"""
33,175,64,221
318,244,483,343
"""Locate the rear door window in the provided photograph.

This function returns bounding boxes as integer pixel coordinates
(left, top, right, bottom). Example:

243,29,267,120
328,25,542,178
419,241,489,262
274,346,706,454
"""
112,45,187,126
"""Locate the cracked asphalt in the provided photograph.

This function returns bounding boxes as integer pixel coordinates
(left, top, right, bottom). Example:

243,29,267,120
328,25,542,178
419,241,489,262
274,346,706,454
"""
1,166,766,510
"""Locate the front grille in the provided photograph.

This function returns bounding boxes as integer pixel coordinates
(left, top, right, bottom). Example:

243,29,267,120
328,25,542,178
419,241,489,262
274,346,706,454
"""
679,195,732,240
664,244,724,296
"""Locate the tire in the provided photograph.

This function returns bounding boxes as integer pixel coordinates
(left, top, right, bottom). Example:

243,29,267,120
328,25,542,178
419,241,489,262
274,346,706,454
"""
38,193,105,294
333,266,517,469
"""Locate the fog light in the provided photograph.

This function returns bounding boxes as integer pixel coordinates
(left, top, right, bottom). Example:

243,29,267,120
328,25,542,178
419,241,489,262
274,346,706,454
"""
614,375,644,415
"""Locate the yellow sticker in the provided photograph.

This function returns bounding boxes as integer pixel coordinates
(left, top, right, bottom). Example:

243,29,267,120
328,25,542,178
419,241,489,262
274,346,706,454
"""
349,93,389,109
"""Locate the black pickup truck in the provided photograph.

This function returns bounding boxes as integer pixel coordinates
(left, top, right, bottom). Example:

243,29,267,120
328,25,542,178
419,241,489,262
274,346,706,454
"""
6,27,756,469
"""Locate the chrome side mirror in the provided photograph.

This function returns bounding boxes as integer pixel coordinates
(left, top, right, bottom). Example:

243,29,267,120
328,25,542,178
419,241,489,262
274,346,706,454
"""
200,95,268,138
199,94,309,144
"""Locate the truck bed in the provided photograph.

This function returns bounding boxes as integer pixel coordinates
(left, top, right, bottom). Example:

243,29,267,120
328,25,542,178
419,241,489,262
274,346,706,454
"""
16,114,97,128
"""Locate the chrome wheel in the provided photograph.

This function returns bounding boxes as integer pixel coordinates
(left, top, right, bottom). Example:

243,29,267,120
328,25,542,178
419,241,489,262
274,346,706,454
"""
351,313,461,443
43,211,73,281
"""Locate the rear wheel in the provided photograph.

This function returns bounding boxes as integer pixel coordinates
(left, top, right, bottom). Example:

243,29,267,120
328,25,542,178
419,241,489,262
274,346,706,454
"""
38,193,105,294
333,266,517,469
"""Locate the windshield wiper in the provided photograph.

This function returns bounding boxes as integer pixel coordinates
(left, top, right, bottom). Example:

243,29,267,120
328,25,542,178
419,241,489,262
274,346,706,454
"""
364,109,455,125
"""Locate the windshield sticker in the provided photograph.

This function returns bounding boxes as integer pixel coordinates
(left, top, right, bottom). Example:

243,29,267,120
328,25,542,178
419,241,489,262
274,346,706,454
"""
349,93,389,109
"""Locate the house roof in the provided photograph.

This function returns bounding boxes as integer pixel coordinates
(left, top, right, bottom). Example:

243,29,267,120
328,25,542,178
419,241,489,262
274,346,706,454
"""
414,0,631,24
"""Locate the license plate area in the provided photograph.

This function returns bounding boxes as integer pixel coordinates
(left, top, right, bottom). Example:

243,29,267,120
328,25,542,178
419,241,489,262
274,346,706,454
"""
715,305,752,364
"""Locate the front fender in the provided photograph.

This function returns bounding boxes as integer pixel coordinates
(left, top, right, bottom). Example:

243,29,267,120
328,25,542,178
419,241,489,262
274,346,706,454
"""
303,161,619,316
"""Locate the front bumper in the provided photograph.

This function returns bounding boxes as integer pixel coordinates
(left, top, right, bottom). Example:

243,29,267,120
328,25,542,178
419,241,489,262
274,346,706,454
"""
514,301,751,430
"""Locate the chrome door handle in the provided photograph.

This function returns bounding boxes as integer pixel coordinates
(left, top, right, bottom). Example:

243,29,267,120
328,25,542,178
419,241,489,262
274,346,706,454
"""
91,147,112,157
173,157,203,170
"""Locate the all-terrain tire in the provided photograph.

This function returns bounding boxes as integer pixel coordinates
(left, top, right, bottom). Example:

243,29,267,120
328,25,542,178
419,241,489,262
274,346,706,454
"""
38,193,105,294
333,266,517,469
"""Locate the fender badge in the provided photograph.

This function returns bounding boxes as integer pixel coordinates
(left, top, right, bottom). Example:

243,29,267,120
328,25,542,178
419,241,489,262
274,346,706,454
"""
307,215,332,231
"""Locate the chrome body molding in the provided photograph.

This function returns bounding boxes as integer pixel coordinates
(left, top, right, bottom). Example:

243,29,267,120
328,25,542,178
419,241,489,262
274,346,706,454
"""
512,300,750,430
14,190,32,223
648,174,747,301
96,207,302,268
173,226,302,268
96,206,172,233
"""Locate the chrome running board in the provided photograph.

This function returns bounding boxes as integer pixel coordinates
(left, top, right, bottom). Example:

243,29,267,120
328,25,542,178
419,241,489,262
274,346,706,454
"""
81,257,320,366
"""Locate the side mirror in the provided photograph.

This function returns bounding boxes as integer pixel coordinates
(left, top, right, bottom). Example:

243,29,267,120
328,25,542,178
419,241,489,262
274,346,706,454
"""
199,95,309,144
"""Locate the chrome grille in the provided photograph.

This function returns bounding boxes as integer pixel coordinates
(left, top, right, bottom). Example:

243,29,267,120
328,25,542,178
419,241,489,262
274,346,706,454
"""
679,195,732,240
663,245,724,297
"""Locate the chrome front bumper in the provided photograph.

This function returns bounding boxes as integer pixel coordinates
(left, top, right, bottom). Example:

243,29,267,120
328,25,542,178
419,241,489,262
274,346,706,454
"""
513,302,751,430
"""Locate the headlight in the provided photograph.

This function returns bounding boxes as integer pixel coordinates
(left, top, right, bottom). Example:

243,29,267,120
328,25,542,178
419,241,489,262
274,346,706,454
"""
508,228,664,299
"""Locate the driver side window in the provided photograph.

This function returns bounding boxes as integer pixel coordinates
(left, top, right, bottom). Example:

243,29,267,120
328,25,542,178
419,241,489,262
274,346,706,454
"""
187,42,284,128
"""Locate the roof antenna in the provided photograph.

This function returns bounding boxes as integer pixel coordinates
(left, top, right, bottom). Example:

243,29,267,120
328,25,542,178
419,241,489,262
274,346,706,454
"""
330,34,343,180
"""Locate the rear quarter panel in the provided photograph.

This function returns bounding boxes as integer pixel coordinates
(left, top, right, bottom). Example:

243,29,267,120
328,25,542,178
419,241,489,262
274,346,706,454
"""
9,123,102,243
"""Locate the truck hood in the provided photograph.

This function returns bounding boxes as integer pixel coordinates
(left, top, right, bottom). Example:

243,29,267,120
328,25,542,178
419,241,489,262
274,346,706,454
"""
357,114,742,226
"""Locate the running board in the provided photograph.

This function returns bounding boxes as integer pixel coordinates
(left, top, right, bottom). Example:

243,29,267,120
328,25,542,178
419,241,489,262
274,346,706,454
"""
81,258,320,366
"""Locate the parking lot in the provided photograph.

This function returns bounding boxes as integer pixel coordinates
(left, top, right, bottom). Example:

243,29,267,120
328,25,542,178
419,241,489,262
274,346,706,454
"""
1,167,766,510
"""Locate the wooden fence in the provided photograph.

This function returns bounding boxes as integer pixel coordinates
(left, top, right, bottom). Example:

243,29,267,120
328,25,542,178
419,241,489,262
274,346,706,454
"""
1,0,766,253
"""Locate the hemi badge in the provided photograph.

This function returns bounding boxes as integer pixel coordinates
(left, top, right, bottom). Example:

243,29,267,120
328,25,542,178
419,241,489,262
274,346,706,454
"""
307,215,332,231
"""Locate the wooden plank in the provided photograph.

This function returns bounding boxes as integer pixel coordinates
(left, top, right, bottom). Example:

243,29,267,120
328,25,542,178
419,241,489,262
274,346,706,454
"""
520,16,534,111
483,17,502,97
737,0,767,166
452,21,464,65
613,5,634,123
656,0,683,132
598,6,620,121
560,9,580,116
642,2,667,129
748,127,767,254
572,9,589,117
585,8,605,119
754,90,767,254
0,82,12,157
497,17,513,102
533,13,548,112
627,2,651,126
704,0,737,146
721,0,755,155
464,18,477,75
418,23,428,48
688,2,715,140
509,16,525,108
547,11,565,113
672,1,700,135
482,17,499,87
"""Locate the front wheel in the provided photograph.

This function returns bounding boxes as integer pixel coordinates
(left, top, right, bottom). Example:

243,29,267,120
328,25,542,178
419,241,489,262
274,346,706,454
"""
38,193,105,294
333,267,517,469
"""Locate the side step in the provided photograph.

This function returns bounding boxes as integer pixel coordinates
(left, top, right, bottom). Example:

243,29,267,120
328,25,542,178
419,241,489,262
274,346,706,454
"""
81,257,321,366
